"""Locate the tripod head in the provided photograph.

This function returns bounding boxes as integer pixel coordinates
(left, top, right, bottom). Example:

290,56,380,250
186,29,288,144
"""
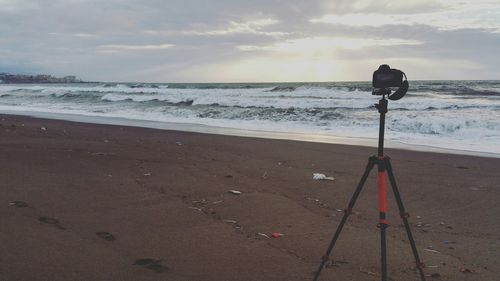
375,91,389,115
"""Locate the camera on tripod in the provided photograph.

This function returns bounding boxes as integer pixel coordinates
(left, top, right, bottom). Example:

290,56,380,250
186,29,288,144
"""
313,65,426,281
372,64,408,100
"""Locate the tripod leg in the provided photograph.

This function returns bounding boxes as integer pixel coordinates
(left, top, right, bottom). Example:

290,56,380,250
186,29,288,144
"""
312,156,376,281
377,158,389,281
384,158,426,281
380,223,388,281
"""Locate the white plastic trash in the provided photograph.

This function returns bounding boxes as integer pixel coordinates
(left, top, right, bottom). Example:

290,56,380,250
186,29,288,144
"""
313,173,335,181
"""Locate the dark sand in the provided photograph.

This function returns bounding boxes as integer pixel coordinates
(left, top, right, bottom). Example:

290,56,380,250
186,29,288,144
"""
0,114,499,281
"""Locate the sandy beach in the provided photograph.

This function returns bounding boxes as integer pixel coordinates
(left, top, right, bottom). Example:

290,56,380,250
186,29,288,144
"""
0,114,499,281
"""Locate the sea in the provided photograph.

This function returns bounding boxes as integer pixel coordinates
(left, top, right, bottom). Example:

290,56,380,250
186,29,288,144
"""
1,80,500,156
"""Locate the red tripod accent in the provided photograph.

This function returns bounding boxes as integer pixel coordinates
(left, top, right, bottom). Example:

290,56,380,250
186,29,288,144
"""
378,157,387,218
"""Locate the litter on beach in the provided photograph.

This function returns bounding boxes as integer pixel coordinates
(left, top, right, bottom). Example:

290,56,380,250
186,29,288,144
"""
257,232,270,238
9,201,28,208
228,190,242,195
424,248,441,254
271,232,284,238
359,267,376,276
313,173,335,181
96,232,116,241
459,267,477,274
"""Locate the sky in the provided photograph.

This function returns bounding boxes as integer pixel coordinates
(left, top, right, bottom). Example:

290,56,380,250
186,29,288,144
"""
0,0,499,82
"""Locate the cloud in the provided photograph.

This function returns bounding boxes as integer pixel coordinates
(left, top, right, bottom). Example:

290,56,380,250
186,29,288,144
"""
237,37,423,53
145,18,289,37
319,0,446,14
311,0,500,31
0,0,499,81
96,43,175,52
184,19,289,37
0,0,40,12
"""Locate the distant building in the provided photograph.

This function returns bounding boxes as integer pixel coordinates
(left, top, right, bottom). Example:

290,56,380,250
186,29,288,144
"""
0,73,82,83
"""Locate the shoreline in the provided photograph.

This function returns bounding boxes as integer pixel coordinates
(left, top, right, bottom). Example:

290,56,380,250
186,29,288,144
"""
1,109,499,159
1,114,499,280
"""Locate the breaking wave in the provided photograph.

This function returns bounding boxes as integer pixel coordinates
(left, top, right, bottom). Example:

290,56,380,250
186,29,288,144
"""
1,80,500,153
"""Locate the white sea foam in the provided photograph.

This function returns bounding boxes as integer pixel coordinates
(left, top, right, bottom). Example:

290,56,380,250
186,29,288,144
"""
1,81,500,154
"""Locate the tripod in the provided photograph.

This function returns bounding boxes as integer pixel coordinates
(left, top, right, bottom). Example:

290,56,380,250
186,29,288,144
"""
312,92,426,281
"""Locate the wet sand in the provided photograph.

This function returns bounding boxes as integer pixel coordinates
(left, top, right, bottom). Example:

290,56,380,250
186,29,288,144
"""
0,114,499,281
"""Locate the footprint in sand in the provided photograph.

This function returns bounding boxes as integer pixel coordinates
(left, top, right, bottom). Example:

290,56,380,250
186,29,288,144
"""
134,258,168,273
96,232,116,241
9,201,28,208
38,216,65,230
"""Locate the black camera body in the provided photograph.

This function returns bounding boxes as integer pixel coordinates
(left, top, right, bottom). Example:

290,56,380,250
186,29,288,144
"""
372,64,408,100
372,64,403,88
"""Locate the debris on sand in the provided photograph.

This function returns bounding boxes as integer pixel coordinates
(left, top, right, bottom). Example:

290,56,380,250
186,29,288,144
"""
228,190,242,195
312,173,335,181
271,232,284,238
38,216,65,229
9,201,28,208
38,217,59,225
459,267,477,274
192,199,207,204
96,232,116,241
359,267,376,276
134,258,168,273
424,248,441,254
40,126,47,131
257,232,270,239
